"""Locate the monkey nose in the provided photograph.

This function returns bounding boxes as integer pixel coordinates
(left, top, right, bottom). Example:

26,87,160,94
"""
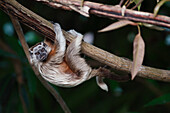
40,53,47,61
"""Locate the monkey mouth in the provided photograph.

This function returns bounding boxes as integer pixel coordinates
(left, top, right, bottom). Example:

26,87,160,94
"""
40,54,47,61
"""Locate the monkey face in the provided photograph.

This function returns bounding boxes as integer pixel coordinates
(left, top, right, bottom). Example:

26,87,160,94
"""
35,47,47,61
29,42,51,63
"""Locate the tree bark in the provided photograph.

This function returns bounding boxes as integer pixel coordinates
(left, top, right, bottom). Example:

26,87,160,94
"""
33,0,170,28
0,0,170,82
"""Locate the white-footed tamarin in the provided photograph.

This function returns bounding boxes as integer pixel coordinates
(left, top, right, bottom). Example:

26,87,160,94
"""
29,23,108,91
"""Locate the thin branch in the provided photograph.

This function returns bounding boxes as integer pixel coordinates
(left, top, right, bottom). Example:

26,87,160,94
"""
0,39,16,55
9,15,71,113
33,0,170,29
126,0,132,8
0,40,28,113
119,0,125,6
0,0,170,82
131,0,143,10
14,60,28,113
124,0,130,6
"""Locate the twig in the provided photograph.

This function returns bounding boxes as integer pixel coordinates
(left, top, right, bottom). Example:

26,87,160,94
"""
126,0,132,8
0,40,28,113
9,15,71,113
124,0,130,6
119,0,125,6
0,39,16,55
0,0,170,83
32,0,170,28
131,0,143,10
14,60,28,113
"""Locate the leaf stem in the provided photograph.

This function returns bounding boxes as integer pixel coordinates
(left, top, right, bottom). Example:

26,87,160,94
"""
137,25,141,34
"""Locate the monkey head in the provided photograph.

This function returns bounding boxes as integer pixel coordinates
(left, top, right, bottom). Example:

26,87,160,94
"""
29,42,51,64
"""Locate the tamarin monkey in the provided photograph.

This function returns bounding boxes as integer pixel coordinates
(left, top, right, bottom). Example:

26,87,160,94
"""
29,23,108,91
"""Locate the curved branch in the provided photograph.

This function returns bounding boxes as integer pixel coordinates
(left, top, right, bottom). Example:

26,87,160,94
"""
0,0,170,83
33,0,170,29
0,40,28,113
9,14,71,113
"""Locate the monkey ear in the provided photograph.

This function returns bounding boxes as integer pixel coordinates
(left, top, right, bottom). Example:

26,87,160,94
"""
29,50,33,57
41,42,47,47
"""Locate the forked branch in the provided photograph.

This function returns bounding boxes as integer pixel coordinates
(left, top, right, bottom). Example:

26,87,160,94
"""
33,0,170,29
9,14,71,113
0,0,170,83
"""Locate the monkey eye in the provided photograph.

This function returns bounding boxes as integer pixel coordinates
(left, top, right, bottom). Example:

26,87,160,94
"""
43,43,47,47
29,51,33,55
41,48,45,52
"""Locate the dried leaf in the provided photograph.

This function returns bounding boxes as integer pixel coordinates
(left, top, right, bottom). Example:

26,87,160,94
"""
96,76,108,92
131,32,145,80
98,20,137,32
143,23,164,31
69,5,90,17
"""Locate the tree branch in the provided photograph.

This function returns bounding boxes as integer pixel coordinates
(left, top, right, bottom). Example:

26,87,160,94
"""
9,14,71,113
119,0,125,6
0,39,28,113
33,0,170,29
0,0,170,82
131,0,143,10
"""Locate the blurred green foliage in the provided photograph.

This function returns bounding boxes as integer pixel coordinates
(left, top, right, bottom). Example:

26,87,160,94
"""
0,0,170,113
145,93,170,107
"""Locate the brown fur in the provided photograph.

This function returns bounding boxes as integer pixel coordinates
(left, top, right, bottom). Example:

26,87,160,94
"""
59,61,76,76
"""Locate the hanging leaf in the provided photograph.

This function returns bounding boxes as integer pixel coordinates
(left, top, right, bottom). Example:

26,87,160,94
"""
145,94,170,107
98,20,137,32
96,76,108,92
131,30,145,80
154,0,170,17
142,23,165,31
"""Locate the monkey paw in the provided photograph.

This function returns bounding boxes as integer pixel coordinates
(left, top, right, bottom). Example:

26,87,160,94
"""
68,29,83,39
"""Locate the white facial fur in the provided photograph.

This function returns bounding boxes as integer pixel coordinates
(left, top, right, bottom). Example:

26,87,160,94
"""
29,42,51,64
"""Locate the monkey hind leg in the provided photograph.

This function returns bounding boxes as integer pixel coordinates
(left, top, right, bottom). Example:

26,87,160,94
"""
66,30,91,78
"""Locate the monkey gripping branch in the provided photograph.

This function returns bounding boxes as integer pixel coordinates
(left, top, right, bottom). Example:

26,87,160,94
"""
0,0,170,91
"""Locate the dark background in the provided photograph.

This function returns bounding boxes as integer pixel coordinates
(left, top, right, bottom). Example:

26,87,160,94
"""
0,0,170,113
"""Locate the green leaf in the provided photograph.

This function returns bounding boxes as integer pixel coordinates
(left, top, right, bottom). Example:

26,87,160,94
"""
145,94,170,107
133,0,142,10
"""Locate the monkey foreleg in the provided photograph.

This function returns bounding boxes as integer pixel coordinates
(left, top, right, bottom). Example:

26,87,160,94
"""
54,23,66,54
